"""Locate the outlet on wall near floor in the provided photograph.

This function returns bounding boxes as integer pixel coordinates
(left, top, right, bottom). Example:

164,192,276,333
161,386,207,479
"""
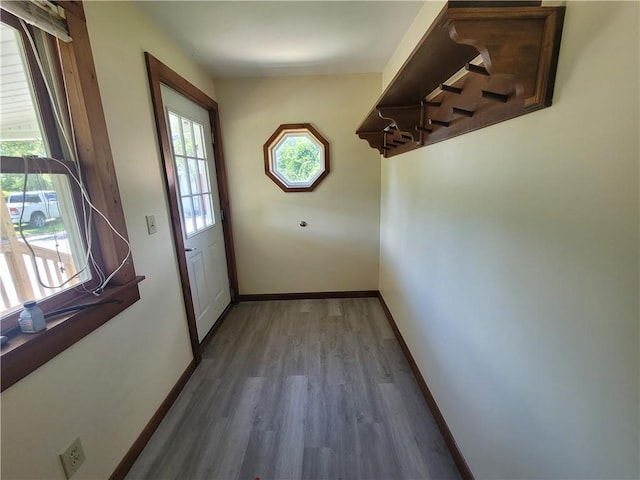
59,437,85,479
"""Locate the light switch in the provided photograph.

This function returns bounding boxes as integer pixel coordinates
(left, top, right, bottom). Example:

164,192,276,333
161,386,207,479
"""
145,215,157,235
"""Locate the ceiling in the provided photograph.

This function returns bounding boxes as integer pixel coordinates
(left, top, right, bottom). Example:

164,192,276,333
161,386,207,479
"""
134,1,425,78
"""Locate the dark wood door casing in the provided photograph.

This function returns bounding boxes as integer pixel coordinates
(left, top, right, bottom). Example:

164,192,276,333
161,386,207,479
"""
145,53,239,363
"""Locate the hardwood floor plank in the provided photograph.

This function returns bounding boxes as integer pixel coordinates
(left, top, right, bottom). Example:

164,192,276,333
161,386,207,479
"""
357,421,403,480
251,378,286,434
301,447,332,480
367,297,396,340
134,375,222,478
183,417,229,480
303,379,329,449
125,298,461,480
238,429,275,480
208,376,265,480
325,383,361,480
273,375,308,480
378,381,433,479
327,298,342,317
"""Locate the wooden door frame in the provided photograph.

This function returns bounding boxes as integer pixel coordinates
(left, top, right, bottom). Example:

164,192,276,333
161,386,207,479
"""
145,53,238,363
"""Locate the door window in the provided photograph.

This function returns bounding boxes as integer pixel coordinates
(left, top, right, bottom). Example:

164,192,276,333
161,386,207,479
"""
167,111,215,237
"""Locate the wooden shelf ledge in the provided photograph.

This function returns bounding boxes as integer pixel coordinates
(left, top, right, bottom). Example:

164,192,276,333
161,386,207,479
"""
356,2,565,157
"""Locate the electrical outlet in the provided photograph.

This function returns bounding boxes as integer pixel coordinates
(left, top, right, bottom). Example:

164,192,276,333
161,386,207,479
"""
59,437,85,479
145,214,157,235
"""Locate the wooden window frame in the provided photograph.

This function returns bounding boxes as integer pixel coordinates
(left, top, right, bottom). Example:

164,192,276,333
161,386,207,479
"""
1,10,94,331
263,123,330,193
1,1,143,392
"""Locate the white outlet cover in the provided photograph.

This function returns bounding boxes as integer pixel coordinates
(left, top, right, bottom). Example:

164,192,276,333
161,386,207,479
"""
60,437,85,479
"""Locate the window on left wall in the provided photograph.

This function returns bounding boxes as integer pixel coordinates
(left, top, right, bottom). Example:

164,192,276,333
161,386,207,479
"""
0,15,90,320
0,2,142,392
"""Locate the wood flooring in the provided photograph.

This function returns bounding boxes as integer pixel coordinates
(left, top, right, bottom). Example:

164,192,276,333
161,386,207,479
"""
125,298,461,480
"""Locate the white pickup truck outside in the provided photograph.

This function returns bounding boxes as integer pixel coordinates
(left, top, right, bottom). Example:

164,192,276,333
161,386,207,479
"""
5,190,62,228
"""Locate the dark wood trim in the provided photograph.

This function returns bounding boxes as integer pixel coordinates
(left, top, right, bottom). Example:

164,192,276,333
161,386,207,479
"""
263,123,331,193
1,277,144,391
377,292,475,480
144,53,239,364
0,10,100,335
57,3,135,285
540,5,565,108
109,359,197,480
200,302,233,349
449,1,541,7
0,156,77,175
209,108,239,303
238,290,379,302
145,54,200,365
356,4,565,157
51,1,85,22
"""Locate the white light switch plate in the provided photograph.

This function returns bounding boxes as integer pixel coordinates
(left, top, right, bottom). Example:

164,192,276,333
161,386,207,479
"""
145,215,157,235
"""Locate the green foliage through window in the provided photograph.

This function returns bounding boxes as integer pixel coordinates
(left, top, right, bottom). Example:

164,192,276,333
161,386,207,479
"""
0,139,46,157
1,173,54,195
0,140,52,194
275,135,321,183
264,124,329,192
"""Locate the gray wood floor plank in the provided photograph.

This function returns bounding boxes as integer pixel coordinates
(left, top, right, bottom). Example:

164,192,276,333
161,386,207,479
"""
251,377,285,433
303,379,329,449
126,298,461,480
349,352,386,424
357,421,403,480
183,416,229,480
238,428,275,480
301,447,331,480
378,382,433,480
325,383,361,480
273,375,308,480
366,298,396,340
327,298,342,317
208,376,265,480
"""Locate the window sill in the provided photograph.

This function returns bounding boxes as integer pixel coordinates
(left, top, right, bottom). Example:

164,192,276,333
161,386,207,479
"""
1,276,144,392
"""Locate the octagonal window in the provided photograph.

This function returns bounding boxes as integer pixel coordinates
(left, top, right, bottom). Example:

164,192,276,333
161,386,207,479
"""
264,124,330,192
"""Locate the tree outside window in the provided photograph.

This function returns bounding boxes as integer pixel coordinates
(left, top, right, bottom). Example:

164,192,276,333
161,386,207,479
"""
263,124,330,192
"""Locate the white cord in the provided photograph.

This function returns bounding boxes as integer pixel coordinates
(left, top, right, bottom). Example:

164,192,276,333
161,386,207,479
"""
48,157,131,294
16,20,132,295
19,19,77,164
17,160,89,290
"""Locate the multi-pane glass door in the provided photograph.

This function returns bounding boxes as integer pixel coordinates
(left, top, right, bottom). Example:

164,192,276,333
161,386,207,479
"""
167,111,215,237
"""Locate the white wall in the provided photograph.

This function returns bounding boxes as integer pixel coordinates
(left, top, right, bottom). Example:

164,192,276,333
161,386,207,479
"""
379,2,639,479
216,75,381,294
0,2,215,478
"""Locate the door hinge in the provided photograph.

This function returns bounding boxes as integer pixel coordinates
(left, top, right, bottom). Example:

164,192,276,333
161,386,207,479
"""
220,208,225,221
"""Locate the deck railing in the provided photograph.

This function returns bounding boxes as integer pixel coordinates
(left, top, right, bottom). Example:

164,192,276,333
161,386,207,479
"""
0,240,78,314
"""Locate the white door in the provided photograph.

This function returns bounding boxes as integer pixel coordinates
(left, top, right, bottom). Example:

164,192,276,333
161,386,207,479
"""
161,84,231,342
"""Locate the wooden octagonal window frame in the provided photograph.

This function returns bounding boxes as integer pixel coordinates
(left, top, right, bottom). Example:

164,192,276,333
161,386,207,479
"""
263,123,330,192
